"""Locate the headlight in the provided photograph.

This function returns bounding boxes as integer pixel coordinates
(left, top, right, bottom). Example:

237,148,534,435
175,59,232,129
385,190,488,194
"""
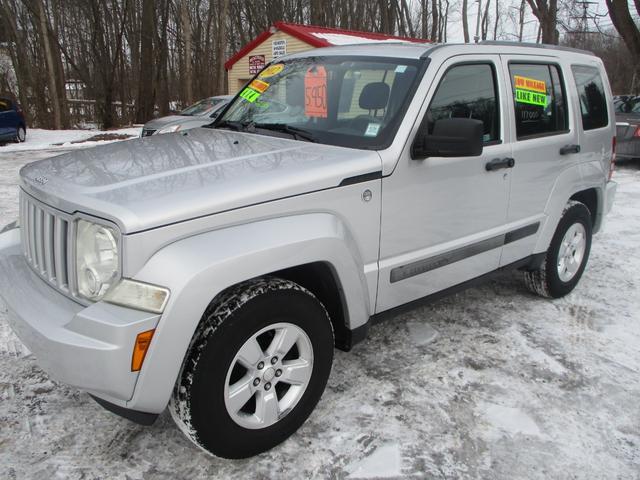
76,219,120,301
157,124,181,134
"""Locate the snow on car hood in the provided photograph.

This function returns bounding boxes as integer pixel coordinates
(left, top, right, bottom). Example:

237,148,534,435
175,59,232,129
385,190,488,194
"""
19,128,381,233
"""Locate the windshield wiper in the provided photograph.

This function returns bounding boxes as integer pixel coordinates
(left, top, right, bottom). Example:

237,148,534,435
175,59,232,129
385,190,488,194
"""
211,120,245,131
252,123,317,143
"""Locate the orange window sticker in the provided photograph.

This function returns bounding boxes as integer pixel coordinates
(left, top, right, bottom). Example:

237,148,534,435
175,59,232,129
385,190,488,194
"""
514,75,546,93
305,66,328,118
249,79,270,93
259,64,284,78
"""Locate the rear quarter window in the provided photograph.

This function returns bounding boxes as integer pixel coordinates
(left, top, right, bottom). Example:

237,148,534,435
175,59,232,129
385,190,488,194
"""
571,65,608,131
0,99,10,112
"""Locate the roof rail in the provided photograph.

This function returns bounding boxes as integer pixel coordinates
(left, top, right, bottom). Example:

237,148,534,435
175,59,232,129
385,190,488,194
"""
479,40,595,56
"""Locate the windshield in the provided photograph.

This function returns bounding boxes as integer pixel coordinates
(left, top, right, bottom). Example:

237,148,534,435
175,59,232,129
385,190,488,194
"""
181,97,226,116
215,56,425,149
632,101,640,114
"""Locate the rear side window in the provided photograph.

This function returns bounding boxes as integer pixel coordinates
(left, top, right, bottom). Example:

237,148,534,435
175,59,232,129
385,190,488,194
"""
427,63,500,143
0,99,10,112
572,65,608,130
509,63,568,139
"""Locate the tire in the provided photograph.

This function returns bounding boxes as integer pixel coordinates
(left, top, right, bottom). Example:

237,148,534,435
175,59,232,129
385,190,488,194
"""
524,200,592,298
14,126,26,143
170,277,334,459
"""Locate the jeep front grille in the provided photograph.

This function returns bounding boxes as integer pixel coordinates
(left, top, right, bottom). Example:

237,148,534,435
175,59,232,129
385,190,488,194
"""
20,190,74,296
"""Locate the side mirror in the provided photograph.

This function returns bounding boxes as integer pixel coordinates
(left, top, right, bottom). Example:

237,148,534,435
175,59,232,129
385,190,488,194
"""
411,117,484,159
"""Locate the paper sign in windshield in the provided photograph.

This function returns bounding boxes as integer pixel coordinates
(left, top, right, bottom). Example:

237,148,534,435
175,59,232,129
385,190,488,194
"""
239,87,261,103
305,66,328,118
259,63,284,78
514,74,548,107
249,79,270,93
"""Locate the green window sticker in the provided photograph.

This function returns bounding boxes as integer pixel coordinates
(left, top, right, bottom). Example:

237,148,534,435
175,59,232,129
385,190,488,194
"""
239,87,261,103
515,88,547,107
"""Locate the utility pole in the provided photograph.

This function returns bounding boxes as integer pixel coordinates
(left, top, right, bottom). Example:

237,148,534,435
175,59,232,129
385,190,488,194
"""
570,1,597,48
474,0,482,42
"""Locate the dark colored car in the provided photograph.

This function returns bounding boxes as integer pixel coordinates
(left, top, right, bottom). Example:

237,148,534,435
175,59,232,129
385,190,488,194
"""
0,97,27,144
616,100,640,160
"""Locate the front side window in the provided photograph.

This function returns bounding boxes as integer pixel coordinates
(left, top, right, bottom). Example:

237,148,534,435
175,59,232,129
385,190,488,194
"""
216,56,424,149
426,63,500,143
509,63,568,139
572,65,608,130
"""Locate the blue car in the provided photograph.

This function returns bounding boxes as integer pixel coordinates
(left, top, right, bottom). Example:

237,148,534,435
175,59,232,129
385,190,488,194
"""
0,97,27,144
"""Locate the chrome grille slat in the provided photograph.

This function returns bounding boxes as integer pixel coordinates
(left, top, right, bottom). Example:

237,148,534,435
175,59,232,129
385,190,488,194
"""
20,191,74,298
54,216,69,290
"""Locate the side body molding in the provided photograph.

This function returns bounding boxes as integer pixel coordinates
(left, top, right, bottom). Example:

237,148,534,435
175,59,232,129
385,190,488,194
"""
126,213,371,413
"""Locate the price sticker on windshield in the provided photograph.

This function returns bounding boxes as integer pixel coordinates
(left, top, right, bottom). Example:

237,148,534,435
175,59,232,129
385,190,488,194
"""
305,66,328,118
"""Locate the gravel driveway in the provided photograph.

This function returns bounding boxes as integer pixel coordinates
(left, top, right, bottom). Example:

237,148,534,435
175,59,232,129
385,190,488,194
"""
1,150,639,479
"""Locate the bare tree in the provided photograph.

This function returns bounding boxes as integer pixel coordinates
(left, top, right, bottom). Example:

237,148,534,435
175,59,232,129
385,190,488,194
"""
526,0,559,44
605,0,640,67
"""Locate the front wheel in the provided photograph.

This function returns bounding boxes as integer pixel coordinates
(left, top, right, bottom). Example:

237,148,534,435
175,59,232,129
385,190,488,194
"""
524,201,592,298
14,126,26,143
170,277,334,458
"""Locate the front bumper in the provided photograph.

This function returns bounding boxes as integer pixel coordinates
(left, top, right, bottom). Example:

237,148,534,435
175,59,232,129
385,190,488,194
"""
0,227,161,410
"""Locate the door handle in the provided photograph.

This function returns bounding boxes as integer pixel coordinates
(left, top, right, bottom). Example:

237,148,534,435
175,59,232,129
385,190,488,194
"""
485,157,515,171
560,144,581,155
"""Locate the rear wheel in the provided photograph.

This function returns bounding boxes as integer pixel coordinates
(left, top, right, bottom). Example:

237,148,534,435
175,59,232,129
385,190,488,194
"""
15,126,26,143
524,201,592,298
170,277,334,458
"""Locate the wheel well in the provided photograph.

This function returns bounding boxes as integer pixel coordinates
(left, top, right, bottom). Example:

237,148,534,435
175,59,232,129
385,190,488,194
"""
570,188,598,227
271,262,352,351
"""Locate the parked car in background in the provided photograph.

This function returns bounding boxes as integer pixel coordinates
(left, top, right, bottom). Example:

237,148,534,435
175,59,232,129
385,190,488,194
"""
616,99,640,160
141,95,232,137
0,97,27,144
613,95,639,114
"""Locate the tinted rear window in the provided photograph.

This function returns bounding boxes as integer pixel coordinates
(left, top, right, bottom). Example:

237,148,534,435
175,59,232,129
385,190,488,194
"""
0,99,10,112
572,65,608,130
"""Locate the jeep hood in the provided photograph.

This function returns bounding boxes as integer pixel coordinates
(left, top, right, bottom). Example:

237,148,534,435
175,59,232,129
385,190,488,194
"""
20,128,382,233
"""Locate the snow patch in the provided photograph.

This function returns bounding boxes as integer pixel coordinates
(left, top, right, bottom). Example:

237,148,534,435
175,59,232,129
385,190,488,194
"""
480,403,543,439
346,443,402,479
0,127,140,153
311,32,417,46
407,321,439,346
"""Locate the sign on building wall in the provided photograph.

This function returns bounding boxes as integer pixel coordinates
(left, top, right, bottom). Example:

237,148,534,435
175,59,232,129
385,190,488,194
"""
272,39,287,58
249,55,266,75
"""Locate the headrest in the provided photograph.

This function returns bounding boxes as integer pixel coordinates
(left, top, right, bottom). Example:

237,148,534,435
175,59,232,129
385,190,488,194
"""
359,82,390,110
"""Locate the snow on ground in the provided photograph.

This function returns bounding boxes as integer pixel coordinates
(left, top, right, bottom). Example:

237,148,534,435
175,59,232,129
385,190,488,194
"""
0,127,141,153
0,145,639,479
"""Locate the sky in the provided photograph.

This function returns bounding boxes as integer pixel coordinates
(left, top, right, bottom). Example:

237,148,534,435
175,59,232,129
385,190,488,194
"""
430,0,637,44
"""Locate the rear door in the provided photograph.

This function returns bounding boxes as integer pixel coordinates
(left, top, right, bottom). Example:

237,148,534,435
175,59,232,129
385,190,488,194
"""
498,56,577,266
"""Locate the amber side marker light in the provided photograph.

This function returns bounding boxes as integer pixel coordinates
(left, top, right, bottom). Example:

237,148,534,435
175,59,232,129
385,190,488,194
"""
132,329,155,372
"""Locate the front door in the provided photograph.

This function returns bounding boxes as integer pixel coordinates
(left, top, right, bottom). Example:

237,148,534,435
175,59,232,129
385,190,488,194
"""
377,55,513,312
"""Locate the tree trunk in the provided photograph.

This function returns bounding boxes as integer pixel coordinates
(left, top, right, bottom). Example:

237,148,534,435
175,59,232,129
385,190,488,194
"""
216,0,229,95
181,0,193,105
430,0,438,41
526,0,559,45
462,0,469,43
35,0,65,129
136,0,155,123
606,0,640,66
